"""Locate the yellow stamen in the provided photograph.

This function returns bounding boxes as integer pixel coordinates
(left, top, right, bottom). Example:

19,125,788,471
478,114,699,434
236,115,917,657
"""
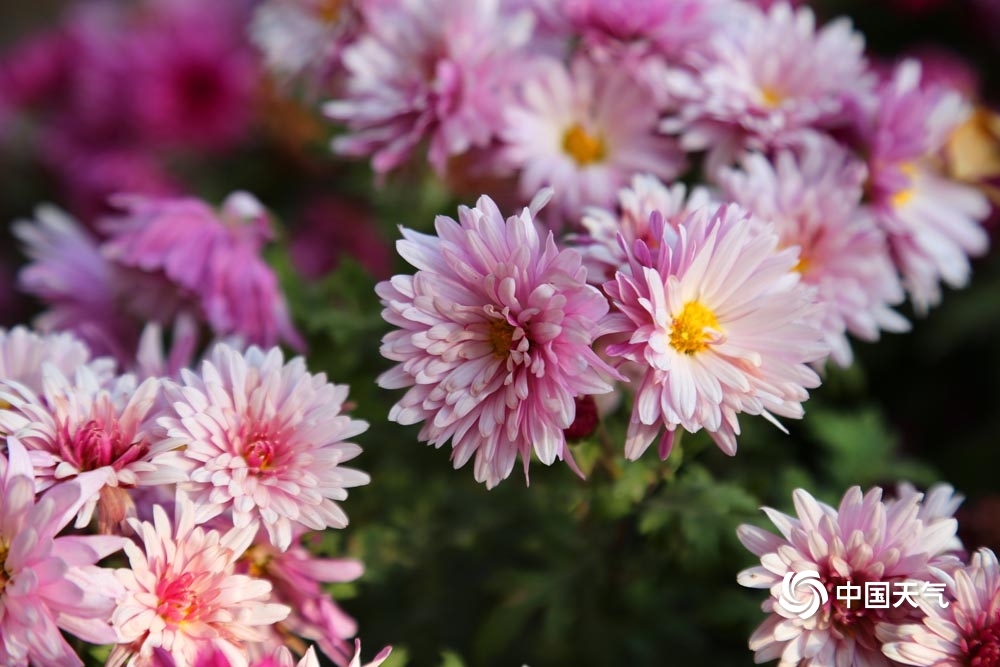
792,256,810,274
316,0,344,24
562,124,606,165
760,87,784,108
892,162,918,208
669,301,721,355
487,318,517,359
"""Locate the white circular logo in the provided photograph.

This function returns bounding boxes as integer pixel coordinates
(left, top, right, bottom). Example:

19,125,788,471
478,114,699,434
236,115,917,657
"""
778,570,829,619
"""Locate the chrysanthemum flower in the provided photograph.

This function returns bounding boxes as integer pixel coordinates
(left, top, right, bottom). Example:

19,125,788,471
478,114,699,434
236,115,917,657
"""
502,57,685,224
572,174,715,285
240,525,363,665
159,344,370,551
720,141,909,367
101,191,304,352
14,205,137,363
601,204,827,460
108,499,290,667
878,547,1000,666
664,3,870,172
0,436,126,667
250,0,361,89
325,0,535,175
737,486,962,667
865,61,991,314
376,193,620,488
0,325,114,395
0,363,184,531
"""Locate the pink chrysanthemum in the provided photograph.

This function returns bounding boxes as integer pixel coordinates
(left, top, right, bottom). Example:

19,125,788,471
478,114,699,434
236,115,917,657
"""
325,0,535,175
878,547,1000,666
240,525,363,665
601,204,827,460
572,174,715,285
0,437,127,667
865,61,991,314
720,141,910,367
565,0,736,63
101,191,304,352
14,205,139,363
502,57,685,225
664,3,870,172
0,325,114,395
0,363,184,531
376,193,619,488
737,485,962,667
108,499,290,667
159,344,370,551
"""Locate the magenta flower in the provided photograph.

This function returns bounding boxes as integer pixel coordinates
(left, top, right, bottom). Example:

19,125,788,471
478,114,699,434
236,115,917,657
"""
720,141,909,367
376,193,620,488
0,325,114,395
159,344,371,551
14,205,138,363
501,56,685,224
601,204,827,460
665,2,870,172
128,0,258,152
878,547,1000,666
101,191,304,352
240,526,363,665
864,61,991,314
737,486,962,667
0,436,127,666
572,174,715,286
325,0,535,175
108,498,290,667
0,363,184,531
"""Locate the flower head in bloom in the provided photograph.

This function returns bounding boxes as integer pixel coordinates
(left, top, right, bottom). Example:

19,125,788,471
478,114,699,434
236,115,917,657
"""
878,547,1000,666
325,0,535,175
14,205,138,363
159,344,371,551
665,3,870,172
0,364,184,531
240,526,363,664
376,193,619,488
128,0,258,152
737,485,962,667
720,142,909,367
572,174,715,285
0,437,126,666
102,191,304,352
502,57,685,225
0,326,113,396
865,61,991,314
601,204,826,460
250,0,362,89
109,499,290,667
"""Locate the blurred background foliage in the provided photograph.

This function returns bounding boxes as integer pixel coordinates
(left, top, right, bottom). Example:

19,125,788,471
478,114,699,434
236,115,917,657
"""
1,1,999,666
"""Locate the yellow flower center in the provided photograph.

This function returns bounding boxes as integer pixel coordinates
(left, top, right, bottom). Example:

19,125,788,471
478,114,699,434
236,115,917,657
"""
487,318,517,359
0,399,9,410
562,124,606,165
0,539,9,592
760,86,784,108
316,0,344,24
892,162,917,208
792,255,810,274
669,301,721,355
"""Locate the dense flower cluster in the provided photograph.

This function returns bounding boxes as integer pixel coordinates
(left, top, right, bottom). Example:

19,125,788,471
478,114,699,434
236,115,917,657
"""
0,0,996,666
737,484,1000,667
0,327,385,667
